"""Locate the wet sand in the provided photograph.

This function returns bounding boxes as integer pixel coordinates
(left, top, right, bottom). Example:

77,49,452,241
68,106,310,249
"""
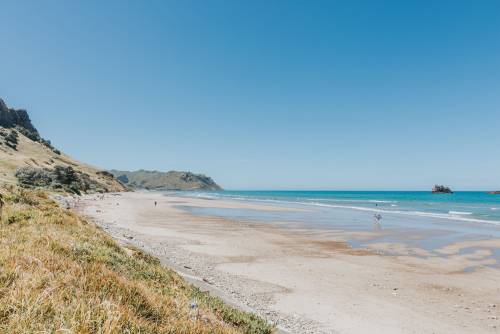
76,192,500,334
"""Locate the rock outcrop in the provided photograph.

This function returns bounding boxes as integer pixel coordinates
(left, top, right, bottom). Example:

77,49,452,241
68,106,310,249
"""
0,98,38,133
431,185,453,194
110,169,224,191
486,191,500,194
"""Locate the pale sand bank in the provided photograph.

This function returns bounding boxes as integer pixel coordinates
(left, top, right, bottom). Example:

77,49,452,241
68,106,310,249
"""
75,192,500,334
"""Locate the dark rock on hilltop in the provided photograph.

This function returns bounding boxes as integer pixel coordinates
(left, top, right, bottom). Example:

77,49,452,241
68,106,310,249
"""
487,191,500,194
431,185,453,194
110,169,224,191
0,98,38,133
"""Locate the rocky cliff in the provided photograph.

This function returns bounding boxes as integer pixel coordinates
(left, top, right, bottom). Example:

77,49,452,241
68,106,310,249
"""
0,98,38,133
110,169,224,191
431,185,453,194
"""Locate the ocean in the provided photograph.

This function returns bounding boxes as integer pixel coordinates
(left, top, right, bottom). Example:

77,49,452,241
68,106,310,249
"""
174,191,500,225
160,191,500,269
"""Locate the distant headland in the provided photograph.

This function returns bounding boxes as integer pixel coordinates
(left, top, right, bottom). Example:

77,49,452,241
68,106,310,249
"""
487,191,500,194
109,169,224,191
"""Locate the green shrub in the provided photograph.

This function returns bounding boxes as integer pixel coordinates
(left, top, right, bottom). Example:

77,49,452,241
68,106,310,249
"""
2,210,37,225
14,166,90,193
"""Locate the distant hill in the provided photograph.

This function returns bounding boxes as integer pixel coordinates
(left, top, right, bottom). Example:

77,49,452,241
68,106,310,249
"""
0,98,129,192
110,169,224,191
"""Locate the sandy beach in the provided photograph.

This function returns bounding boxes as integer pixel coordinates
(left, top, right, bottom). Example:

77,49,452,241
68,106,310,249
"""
73,192,500,334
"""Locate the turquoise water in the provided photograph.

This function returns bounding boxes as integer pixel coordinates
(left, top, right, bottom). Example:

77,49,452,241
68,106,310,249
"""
159,191,500,269
174,191,500,225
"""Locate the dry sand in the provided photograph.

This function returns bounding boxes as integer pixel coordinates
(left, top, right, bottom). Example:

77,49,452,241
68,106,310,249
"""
75,192,500,334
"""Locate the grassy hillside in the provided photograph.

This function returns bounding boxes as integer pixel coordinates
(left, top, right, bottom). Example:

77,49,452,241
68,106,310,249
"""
0,186,273,333
0,97,128,193
0,130,128,192
111,169,224,191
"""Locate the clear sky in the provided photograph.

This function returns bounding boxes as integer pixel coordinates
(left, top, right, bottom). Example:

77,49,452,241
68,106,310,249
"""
1,0,499,190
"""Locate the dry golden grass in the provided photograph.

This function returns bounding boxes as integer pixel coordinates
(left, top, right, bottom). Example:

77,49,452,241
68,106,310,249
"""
0,187,275,334
0,131,128,192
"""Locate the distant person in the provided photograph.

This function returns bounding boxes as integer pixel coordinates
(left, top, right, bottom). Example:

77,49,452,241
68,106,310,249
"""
373,213,381,229
375,203,377,206
155,201,157,207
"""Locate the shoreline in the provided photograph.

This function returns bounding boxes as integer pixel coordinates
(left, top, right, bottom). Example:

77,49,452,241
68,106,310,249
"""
74,192,499,334
168,190,500,226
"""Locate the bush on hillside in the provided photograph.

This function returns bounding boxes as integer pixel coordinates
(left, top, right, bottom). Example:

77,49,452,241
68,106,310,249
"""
41,139,52,148
0,129,19,149
14,125,60,154
14,166,56,187
96,170,113,177
14,165,91,193
15,125,39,142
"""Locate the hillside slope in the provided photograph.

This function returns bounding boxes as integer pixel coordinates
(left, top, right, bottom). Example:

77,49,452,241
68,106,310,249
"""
0,98,129,192
110,169,224,191
0,186,272,333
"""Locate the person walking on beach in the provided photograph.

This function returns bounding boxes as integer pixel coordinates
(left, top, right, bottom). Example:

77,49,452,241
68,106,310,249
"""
155,201,157,207
373,213,381,229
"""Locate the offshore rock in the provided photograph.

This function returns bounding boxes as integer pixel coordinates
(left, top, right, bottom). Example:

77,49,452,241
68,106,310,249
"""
431,185,453,194
0,98,38,133
486,191,500,194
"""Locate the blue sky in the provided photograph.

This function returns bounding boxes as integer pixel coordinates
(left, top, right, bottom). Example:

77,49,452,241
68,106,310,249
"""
1,0,499,190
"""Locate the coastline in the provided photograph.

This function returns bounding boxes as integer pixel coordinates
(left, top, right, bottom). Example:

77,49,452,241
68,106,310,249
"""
170,190,500,226
74,192,500,334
